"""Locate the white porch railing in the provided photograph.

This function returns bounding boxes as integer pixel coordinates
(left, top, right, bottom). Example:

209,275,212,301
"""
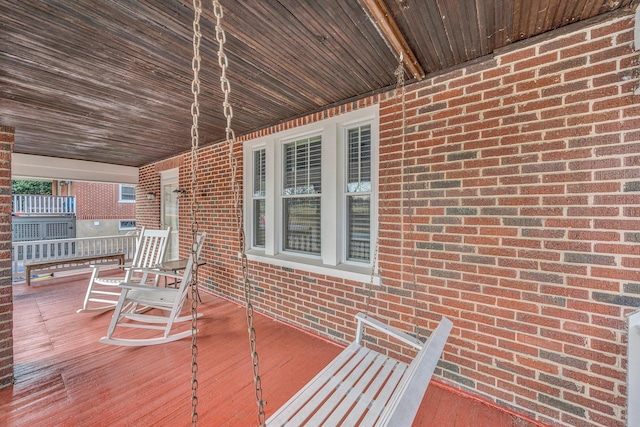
12,234,138,281
12,194,76,215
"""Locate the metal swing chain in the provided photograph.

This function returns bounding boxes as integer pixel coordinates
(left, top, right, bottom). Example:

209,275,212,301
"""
212,2,266,426
368,55,420,342
395,57,420,341
366,56,406,317
189,0,202,424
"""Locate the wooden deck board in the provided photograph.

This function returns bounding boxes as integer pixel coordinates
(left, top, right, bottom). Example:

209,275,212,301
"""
0,273,545,426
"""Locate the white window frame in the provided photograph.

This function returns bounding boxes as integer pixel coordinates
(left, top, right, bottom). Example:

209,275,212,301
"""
243,105,379,283
119,184,136,203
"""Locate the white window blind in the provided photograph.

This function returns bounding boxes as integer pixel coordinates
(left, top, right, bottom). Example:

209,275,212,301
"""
282,136,322,255
253,149,266,248
346,125,371,262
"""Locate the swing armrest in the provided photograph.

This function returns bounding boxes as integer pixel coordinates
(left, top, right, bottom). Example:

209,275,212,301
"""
355,312,423,350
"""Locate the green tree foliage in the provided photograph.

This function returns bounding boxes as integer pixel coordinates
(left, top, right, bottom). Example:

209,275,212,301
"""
12,180,53,195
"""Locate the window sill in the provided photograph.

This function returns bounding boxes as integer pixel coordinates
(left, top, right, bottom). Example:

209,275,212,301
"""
246,250,381,286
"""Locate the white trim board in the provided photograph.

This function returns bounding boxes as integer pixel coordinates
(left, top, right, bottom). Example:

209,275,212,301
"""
12,153,139,184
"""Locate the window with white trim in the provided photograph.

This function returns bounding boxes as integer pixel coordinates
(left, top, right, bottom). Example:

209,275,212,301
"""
244,106,378,278
119,184,136,203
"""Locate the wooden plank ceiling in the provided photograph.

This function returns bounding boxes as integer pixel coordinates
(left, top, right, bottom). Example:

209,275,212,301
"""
1,0,636,169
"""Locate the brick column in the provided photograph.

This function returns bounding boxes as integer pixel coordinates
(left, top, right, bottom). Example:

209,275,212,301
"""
0,126,14,388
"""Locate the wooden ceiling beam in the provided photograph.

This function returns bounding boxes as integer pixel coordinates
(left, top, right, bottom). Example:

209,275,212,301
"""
360,0,425,81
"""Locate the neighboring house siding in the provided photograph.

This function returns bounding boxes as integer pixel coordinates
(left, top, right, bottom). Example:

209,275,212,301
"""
139,13,638,427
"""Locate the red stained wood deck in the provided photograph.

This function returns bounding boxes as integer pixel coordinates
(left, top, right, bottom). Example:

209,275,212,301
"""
0,273,544,426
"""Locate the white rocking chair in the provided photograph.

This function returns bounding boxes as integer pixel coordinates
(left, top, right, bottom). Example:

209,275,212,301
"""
99,232,206,347
77,226,171,313
267,313,453,426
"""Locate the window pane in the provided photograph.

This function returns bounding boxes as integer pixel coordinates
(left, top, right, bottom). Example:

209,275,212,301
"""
347,195,370,261
283,136,322,195
253,199,265,247
252,148,266,248
282,136,322,255
120,184,136,201
283,197,321,254
253,149,266,197
347,125,371,193
119,220,136,231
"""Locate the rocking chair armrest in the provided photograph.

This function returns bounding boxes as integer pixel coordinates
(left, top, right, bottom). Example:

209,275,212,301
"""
117,281,169,291
355,312,424,350
90,263,128,270
126,266,156,274
132,268,183,281
89,264,129,278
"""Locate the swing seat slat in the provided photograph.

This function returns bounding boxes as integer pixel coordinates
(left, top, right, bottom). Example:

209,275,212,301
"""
267,313,453,427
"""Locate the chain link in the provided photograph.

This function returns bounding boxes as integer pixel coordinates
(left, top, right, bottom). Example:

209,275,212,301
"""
213,2,266,426
189,0,202,425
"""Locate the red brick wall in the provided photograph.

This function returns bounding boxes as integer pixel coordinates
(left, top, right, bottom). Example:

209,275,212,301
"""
73,181,136,220
371,13,638,426
0,126,14,388
136,156,183,230
137,164,162,230
140,11,638,427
